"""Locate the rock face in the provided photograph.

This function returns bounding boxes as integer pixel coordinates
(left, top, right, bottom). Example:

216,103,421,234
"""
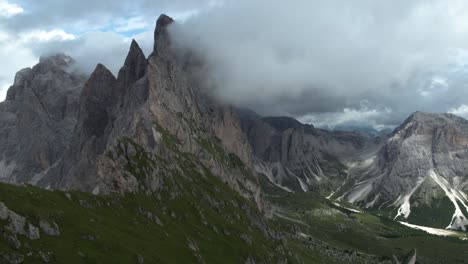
1,14,467,235
8,14,263,212
338,112,468,230
238,109,384,194
240,108,468,230
0,54,86,185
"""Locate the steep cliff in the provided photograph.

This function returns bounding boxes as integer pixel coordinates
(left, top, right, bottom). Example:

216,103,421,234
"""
0,54,86,185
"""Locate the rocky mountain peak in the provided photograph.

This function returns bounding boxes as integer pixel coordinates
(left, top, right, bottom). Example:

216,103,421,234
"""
117,39,147,86
10,54,75,92
92,63,114,77
0,53,85,185
390,111,468,142
77,63,118,137
153,14,174,53
80,63,117,111
38,54,74,68
156,14,174,32
404,111,467,126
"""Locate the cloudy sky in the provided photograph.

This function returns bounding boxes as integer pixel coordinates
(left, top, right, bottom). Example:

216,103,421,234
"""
2,0,468,129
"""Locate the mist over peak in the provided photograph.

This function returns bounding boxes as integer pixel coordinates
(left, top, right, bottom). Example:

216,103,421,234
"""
169,0,468,128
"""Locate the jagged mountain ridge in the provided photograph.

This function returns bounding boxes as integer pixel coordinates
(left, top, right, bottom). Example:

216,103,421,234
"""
0,14,292,262
238,109,385,194
337,111,468,230
0,13,465,263
26,15,257,197
1,14,467,235
239,107,468,231
241,108,468,231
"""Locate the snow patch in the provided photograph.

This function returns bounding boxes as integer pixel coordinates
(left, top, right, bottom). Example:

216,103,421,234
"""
286,168,309,192
399,221,467,239
365,193,380,208
393,177,425,220
296,176,308,192
429,170,468,231
274,212,307,225
92,186,100,195
345,176,381,203
332,202,361,213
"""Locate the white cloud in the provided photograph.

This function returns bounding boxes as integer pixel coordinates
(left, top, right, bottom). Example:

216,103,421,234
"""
448,104,468,119
170,9,200,22
19,29,76,42
0,0,23,17
298,102,393,130
0,26,77,101
114,16,148,32
418,76,449,97
0,31,37,101
168,0,468,126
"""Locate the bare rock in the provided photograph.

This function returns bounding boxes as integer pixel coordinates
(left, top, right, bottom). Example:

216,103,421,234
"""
0,252,24,264
39,220,60,236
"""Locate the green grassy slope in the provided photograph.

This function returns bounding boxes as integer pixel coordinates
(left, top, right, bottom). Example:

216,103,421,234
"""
0,134,294,263
0,176,287,263
1,127,467,263
268,191,468,264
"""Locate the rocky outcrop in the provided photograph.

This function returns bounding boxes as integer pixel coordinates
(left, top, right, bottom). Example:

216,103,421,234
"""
0,202,40,240
39,220,60,236
117,40,147,88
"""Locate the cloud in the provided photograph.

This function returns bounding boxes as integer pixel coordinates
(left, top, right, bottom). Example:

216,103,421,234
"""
0,30,37,100
113,16,148,33
31,31,138,75
3,0,468,128
448,104,468,119
6,0,215,32
19,29,76,42
0,0,214,99
170,0,468,127
0,0,23,17
298,102,393,130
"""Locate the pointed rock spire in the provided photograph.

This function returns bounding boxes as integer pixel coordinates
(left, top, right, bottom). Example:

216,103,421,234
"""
117,39,147,86
153,14,174,53
78,63,118,138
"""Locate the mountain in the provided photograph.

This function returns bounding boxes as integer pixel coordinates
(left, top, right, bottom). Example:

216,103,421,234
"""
19,15,258,202
238,110,385,195
337,111,468,231
241,108,468,232
0,54,86,185
0,14,466,263
0,15,289,263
